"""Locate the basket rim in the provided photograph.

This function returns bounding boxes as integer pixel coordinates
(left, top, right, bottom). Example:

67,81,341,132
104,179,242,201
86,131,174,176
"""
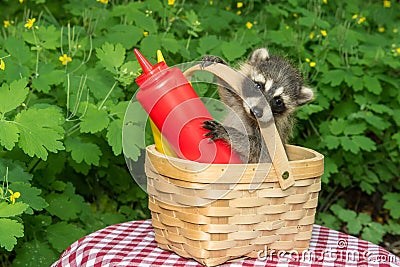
145,144,324,184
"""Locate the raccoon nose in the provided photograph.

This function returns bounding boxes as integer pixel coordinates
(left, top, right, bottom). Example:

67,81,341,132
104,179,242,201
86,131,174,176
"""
251,107,263,118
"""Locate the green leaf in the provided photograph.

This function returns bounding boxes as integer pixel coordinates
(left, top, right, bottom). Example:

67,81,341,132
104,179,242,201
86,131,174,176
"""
0,79,29,114
96,42,126,72
324,135,340,149
13,240,58,267
14,107,65,160
383,193,400,219
161,37,180,54
221,41,247,62
0,202,29,217
31,63,64,93
104,25,142,49
329,118,346,135
363,112,390,130
321,156,338,183
47,222,86,252
393,132,400,147
0,218,24,251
351,136,376,152
10,182,48,212
110,101,129,119
197,35,220,55
361,222,386,244
65,137,102,166
122,102,147,161
117,61,140,86
347,219,363,235
133,11,158,33
320,85,341,101
0,121,19,150
4,37,31,65
86,67,120,101
0,159,32,183
363,76,382,95
139,35,161,59
80,105,110,134
46,183,85,220
23,25,60,50
369,104,393,115
316,212,341,230
321,69,346,86
357,213,372,225
343,122,367,135
360,180,375,194
107,119,123,156
337,207,357,222
298,16,315,27
340,136,359,154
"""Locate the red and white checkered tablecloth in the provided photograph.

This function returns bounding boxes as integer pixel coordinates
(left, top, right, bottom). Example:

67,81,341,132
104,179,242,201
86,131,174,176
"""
52,219,400,267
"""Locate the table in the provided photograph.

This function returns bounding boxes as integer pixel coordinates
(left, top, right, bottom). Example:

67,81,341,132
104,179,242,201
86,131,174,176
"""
52,219,399,267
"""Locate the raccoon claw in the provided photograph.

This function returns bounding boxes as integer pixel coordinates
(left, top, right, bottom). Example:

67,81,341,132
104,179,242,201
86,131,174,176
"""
200,56,227,69
203,120,228,142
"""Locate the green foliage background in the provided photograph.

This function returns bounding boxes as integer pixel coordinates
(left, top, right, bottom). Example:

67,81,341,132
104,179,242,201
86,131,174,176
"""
0,0,399,265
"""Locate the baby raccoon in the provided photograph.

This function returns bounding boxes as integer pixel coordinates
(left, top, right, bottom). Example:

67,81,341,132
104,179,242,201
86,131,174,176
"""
202,48,314,163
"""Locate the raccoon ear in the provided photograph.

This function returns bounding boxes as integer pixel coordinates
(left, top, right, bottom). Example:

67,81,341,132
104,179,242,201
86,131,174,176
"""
249,48,270,64
297,86,314,105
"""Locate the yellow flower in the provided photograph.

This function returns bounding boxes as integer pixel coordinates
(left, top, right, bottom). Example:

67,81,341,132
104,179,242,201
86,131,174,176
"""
8,190,20,204
309,31,315,39
96,0,108,3
352,14,358,19
310,62,316,67
320,30,327,37
293,13,298,18
246,22,253,29
237,2,243,8
383,0,391,7
59,54,72,65
24,18,36,29
0,59,5,71
236,10,242,15
305,58,311,62
143,31,149,37
323,0,328,4
209,0,213,5
357,17,366,24
378,27,385,33
19,0,23,3
393,28,398,33
168,0,175,5
397,48,400,54
3,20,10,28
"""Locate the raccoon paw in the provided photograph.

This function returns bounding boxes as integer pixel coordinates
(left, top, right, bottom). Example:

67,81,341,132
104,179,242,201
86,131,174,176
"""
203,120,229,142
200,56,227,68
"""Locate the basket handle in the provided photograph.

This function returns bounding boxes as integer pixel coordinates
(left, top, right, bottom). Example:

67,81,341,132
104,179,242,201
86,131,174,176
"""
182,62,294,190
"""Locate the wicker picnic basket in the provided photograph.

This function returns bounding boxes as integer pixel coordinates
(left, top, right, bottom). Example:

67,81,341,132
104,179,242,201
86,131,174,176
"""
144,63,324,266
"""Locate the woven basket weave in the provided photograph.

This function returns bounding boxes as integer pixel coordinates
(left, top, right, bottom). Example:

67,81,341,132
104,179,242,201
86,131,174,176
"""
144,63,324,266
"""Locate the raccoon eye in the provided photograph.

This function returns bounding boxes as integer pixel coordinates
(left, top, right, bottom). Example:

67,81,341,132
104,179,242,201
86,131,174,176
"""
271,97,286,115
274,97,283,107
254,81,264,90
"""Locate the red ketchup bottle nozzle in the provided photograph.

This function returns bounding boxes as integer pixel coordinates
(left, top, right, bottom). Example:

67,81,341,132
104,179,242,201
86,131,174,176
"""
134,49,153,74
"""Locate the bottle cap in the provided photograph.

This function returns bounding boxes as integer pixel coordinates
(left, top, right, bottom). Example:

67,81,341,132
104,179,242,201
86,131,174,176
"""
134,49,168,87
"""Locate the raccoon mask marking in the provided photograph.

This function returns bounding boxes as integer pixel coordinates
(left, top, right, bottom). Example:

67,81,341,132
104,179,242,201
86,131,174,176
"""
240,48,314,121
201,48,314,163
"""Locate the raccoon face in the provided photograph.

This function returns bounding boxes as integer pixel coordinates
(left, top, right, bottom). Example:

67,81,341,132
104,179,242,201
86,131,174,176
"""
240,48,314,120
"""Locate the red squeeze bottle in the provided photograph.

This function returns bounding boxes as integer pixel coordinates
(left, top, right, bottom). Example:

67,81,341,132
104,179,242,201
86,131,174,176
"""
134,49,242,164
